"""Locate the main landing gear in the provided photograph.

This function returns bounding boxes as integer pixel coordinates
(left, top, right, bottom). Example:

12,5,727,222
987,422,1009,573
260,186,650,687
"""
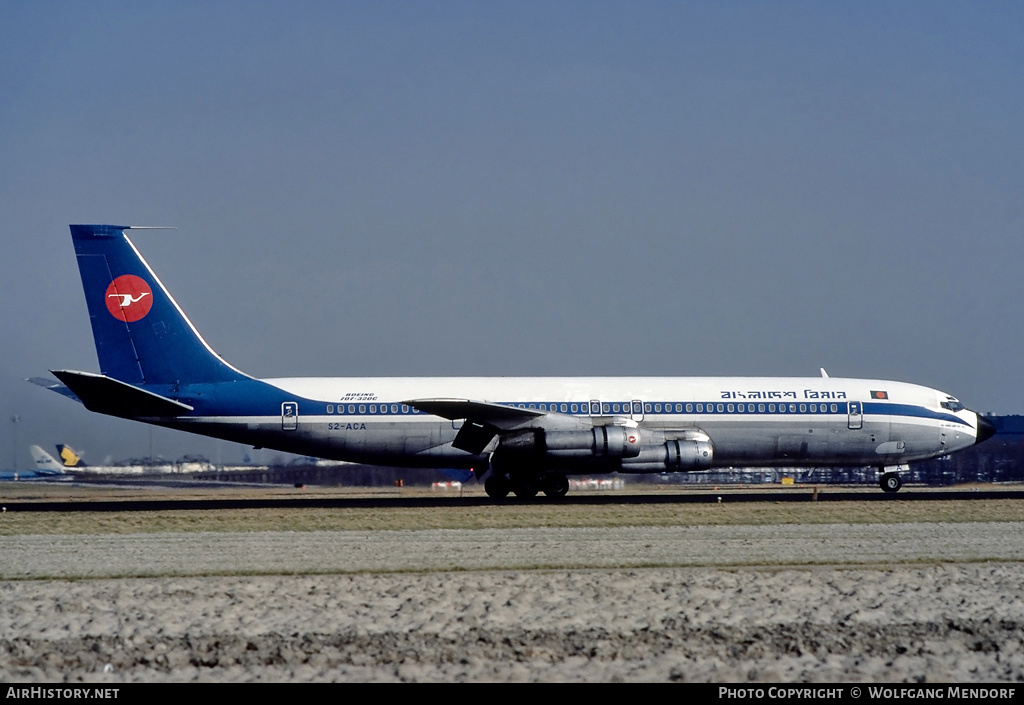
484,471,570,500
879,468,903,493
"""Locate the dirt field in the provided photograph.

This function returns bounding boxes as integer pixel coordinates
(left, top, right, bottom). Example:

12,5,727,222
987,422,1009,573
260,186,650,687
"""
2,485,1023,682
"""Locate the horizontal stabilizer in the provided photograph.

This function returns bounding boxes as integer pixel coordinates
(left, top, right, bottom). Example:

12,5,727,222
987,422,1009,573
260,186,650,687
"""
50,370,193,418
27,377,82,402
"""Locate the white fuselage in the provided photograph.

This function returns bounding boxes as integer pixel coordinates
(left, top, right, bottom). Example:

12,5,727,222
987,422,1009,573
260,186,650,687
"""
165,375,982,473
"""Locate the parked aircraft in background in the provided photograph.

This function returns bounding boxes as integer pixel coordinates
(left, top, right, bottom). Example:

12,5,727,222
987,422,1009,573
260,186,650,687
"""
32,225,995,498
55,444,88,470
45,443,147,474
46,443,214,475
0,446,70,481
29,445,67,476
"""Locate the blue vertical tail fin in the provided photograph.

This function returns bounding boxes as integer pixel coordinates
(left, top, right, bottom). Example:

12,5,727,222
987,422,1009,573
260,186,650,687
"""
70,225,249,386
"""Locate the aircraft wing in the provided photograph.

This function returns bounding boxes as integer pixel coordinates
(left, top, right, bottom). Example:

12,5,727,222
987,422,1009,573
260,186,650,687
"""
404,398,546,422
404,398,548,455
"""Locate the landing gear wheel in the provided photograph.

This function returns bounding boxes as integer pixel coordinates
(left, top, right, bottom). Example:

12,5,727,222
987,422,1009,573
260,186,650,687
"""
543,474,570,499
512,479,539,499
484,475,511,499
880,472,903,493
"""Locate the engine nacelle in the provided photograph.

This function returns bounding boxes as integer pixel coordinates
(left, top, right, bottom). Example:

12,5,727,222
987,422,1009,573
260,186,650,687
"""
547,426,642,458
498,426,642,459
619,437,714,473
665,438,713,469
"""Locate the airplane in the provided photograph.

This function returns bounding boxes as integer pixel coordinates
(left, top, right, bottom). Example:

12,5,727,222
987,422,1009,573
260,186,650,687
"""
0,446,70,481
55,443,88,470
29,445,68,476
31,224,995,499
47,443,214,475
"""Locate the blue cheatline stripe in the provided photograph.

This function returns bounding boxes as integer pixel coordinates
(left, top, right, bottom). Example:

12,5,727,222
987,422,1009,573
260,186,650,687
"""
298,399,973,428
863,402,972,427
158,379,971,429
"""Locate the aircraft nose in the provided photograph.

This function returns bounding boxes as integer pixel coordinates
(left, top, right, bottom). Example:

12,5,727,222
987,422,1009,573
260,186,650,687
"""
976,415,997,444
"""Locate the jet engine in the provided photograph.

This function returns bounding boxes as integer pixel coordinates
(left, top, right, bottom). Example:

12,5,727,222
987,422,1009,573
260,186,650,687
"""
498,426,642,459
619,435,714,473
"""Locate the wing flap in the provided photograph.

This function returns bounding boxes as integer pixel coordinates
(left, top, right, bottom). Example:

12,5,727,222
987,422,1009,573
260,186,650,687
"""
405,398,548,455
452,421,501,454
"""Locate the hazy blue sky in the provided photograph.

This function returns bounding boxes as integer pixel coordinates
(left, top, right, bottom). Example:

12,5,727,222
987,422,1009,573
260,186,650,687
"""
2,1,1022,468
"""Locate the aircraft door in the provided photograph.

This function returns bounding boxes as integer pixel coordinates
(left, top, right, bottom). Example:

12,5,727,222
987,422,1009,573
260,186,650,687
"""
847,401,863,430
631,400,644,422
282,402,299,431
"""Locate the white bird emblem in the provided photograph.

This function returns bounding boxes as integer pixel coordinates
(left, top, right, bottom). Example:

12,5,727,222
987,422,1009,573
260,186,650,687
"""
107,292,150,308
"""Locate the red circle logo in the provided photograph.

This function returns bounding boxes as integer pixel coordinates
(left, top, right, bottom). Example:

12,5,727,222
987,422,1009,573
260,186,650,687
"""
104,275,153,322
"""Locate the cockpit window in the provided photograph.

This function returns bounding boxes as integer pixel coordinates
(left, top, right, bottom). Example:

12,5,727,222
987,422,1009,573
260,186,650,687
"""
941,398,965,412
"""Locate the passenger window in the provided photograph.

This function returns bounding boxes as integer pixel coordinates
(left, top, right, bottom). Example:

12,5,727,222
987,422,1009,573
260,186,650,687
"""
686,404,693,413
799,404,806,413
